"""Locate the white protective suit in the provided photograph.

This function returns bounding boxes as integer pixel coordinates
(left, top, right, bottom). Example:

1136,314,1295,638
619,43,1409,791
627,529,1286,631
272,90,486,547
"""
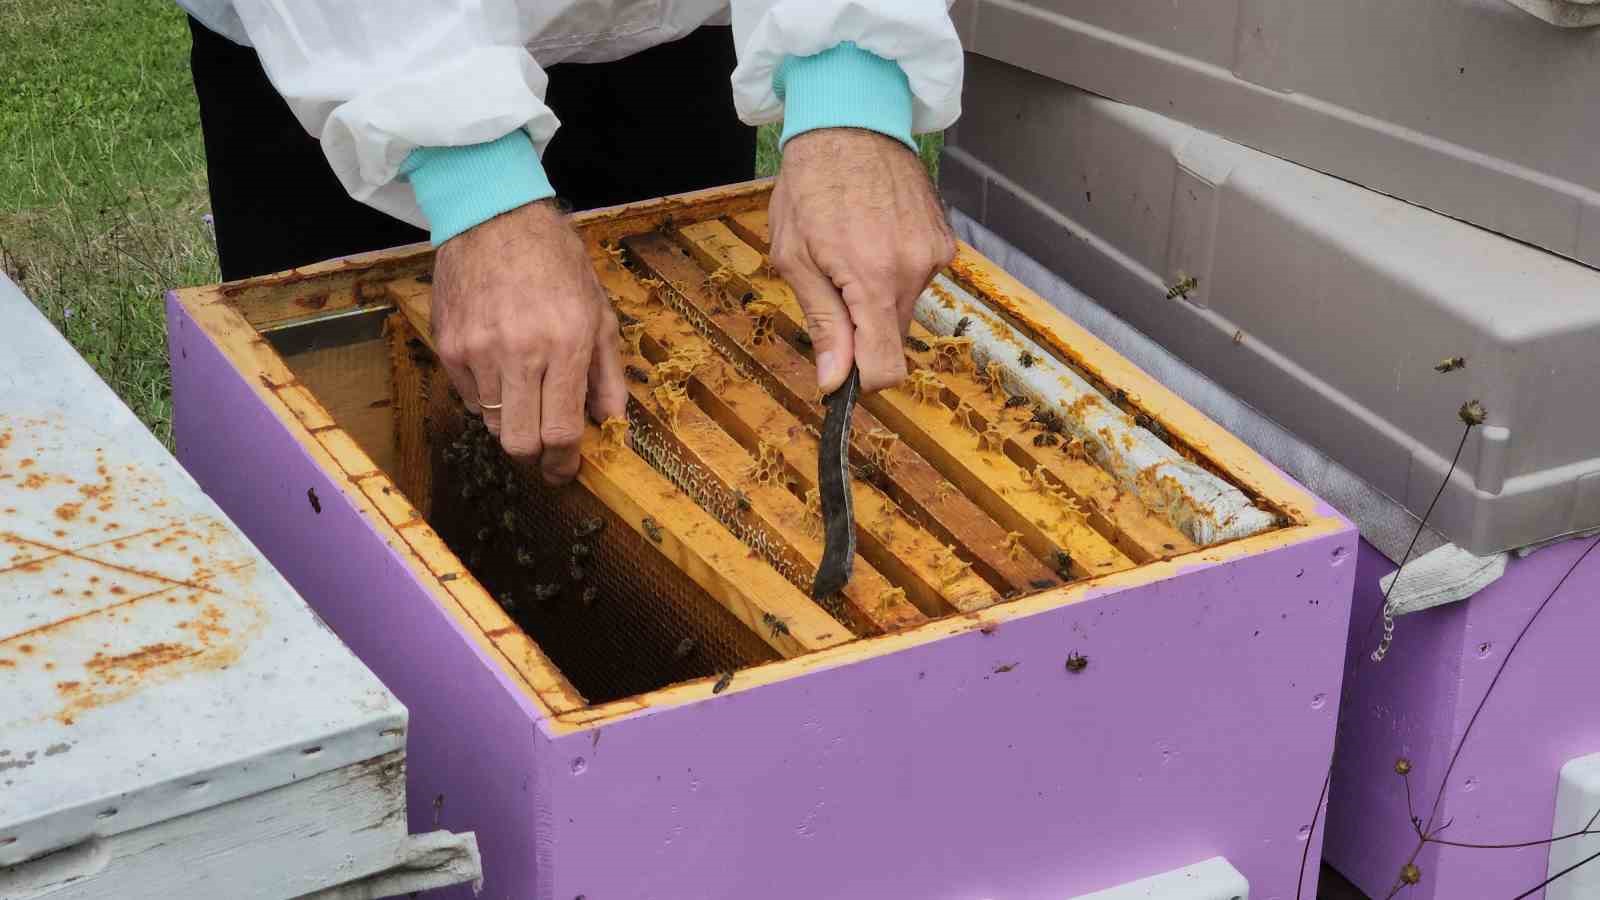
177,1,963,228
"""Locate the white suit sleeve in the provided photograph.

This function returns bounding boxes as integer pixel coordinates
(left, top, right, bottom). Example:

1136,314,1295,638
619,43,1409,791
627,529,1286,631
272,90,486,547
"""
226,1,559,228
730,0,963,135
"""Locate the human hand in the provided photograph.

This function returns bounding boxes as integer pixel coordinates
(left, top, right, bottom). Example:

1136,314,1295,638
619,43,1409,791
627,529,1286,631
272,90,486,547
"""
432,200,628,484
768,128,956,394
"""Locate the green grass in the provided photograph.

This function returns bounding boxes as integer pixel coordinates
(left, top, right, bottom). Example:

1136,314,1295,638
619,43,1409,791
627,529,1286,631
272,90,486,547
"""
1,0,218,445
0,0,207,209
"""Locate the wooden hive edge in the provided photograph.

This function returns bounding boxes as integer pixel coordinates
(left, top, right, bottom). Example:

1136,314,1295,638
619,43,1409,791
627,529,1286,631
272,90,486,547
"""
195,178,774,329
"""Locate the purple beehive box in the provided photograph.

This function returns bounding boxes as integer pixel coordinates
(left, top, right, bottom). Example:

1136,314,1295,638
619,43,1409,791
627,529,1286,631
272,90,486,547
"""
1324,538,1600,900
165,182,1355,899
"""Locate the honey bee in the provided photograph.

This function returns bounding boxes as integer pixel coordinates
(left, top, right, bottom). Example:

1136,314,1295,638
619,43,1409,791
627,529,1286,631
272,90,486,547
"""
953,316,973,338
794,330,813,349
405,337,432,365
569,561,586,582
712,671,735,694
574,517,605,538
1018,351,1036,368
1165,275,1198,300
1054,549,1073,578
580,585,598,607
1030,407,1063,433
641,516,663,543
1134,412,1170,443
904,335,930,353
1032,432,1060,448
673,637,697,660
616,310,640,328
515,546,538,568
571,543,591,559
1065,651,1089,673
1028,578,1056,590
497,590,517,610
1004,394,1029,409
625,365,651,384
854,459,891,492
732,490,753,513
762,612,791,639
1434,357,1466,374
532,583,562,602
501,508,518,532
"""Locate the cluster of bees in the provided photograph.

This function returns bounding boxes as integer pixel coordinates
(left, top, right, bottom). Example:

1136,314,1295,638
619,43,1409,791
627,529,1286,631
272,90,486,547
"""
441,418,604,616
443,413,735,686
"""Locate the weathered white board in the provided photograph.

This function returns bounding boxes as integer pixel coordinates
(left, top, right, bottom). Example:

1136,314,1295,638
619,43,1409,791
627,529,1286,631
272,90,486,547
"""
0,273,478,896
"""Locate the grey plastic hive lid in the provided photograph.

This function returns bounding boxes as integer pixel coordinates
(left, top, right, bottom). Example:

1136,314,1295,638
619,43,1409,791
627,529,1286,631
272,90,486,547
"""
942,54,1600,556
950,0,1600,269
1505,0,1600,27
0,275,406,865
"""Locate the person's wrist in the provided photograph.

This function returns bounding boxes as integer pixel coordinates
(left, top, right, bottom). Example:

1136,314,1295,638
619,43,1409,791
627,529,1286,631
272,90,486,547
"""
774,41,916,153
435,197,564,261
782,126,914,162
401,131,556,246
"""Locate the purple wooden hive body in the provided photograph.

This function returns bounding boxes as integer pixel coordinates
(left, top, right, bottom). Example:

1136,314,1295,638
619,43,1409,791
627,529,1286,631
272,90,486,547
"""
1324,538,1600,900
168,290,1357,899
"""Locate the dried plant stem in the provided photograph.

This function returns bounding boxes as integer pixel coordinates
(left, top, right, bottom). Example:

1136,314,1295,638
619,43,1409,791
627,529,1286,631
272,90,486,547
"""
1372,425,1472,662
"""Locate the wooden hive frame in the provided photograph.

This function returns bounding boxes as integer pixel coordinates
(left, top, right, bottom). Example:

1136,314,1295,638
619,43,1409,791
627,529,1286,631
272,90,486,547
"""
170,180,1343,734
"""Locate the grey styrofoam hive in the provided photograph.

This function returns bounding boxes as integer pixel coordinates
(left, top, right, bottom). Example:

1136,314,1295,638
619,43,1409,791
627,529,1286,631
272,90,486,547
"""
949,0,1600,268
942,53,1600,556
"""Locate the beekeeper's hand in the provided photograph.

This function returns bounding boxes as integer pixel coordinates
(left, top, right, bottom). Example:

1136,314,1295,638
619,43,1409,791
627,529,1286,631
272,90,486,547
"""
769,128,956,395
431,199,628,485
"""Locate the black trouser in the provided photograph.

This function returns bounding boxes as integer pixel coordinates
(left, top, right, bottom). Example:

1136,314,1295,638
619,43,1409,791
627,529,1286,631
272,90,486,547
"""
188,19,757,280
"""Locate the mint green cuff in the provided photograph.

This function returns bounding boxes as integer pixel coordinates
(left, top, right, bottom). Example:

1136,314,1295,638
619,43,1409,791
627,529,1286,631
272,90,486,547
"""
775,41,916,152
400,130,556,246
